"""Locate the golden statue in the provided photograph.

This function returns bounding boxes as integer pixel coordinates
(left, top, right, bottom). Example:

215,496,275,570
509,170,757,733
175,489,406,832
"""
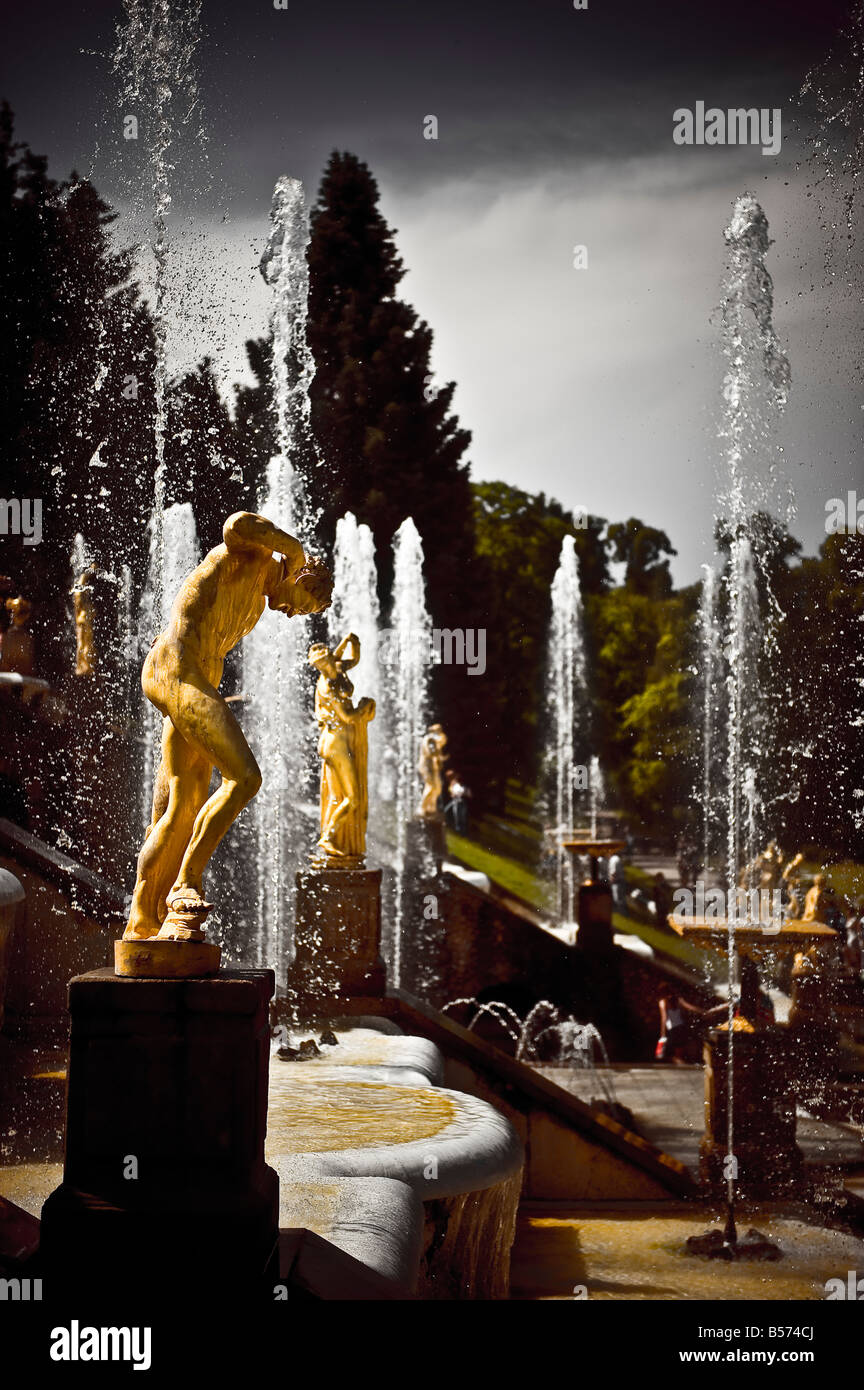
781,851,805,920
308,634,375,868
417,723,448,818
802,872,835,924
124,512,332,945
71,569,97,677
0,597,35,677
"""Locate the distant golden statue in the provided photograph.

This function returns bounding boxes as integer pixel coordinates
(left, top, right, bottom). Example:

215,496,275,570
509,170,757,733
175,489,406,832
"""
124,513,332,944
417,723,448,818
0,597,35,677
71,569,97,677
308,634,375,868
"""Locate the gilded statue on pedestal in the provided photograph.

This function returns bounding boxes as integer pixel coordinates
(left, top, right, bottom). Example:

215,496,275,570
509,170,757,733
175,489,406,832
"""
123,512,331,947
417,723,448,818
308,634,375,868
0,597,35,677
71,568,97,677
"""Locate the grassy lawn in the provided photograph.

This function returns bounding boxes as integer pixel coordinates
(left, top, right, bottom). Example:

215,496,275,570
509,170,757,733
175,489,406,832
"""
802,859,864,904
445,830,555,913
445,830,713,974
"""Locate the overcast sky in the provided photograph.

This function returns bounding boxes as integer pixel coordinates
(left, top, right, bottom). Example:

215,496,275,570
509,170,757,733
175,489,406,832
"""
3,0,862,582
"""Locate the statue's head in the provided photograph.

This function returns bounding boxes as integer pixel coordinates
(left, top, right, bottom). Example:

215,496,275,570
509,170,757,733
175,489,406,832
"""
6,596,31,627
308,642,338,679
270,555,333,616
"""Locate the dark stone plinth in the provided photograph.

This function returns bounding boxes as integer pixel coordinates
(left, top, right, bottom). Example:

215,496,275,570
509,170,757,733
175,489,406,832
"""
397,820,447,999
699,1028,806,1199
40,967,279,1297
576,881,615,954
289,868,385,1005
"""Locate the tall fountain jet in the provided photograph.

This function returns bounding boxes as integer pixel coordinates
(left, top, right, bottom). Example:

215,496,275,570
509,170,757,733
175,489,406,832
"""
698,563,722,879
547,535,588,923
715,194,790,1228
138,503,200,832
244,177,318,975
112,0,206,624
717,194,790,908
388,518,432,985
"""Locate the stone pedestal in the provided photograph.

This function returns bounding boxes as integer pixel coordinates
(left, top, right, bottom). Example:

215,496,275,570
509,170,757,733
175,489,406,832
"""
699,1026,805,1199
40,967,278,1298
289,868,385,1009
576,881,615,955
399,819,447,999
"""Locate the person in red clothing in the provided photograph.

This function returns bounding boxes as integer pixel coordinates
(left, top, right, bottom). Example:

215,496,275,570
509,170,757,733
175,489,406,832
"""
656,989,727,1063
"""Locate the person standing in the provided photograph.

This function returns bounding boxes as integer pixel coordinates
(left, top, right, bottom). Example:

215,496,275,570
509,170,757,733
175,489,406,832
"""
444,769,470,835
608,849,627,914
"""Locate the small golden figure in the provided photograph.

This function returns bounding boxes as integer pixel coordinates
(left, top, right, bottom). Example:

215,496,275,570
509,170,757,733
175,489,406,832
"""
417,723,448,818
0,597,35,677
308,634,375,868
71,569,97,677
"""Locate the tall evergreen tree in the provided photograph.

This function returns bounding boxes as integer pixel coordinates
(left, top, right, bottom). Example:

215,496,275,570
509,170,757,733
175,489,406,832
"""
304,151,475,615
0,105,157,678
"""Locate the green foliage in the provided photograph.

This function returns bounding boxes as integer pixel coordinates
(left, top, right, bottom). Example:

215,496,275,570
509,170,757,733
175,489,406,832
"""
588,586,699,828
607,517,677,598
771,531,864,856
0,104,158,675
471,480,608,799
303,151,475,614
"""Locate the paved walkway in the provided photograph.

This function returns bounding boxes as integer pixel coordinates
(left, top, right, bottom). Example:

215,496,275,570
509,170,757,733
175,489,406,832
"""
536,1065,864,1174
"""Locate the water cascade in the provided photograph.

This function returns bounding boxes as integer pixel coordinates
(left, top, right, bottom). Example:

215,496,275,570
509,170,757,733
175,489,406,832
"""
243,176,318,976
547,535,588,922
698,563,723,877
137,502,200,830
388,518,432,986
716,193,790,1226
588,754,605,841
112,0,206,624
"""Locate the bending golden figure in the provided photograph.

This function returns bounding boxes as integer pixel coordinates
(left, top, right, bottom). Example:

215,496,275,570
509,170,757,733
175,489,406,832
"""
308,634,375,868
124,512,332,942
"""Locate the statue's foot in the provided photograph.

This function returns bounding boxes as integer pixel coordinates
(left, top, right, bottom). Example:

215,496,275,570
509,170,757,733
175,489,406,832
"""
157,888,214,943
317,838,347,858
122,918,161,942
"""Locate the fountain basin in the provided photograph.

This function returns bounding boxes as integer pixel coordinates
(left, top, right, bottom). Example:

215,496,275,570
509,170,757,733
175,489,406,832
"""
670,916,838,960
266,1059,524,1298
510,1205,864,1300
272,1024,444,1084
266,1070,522,1198
279,1177,424,1291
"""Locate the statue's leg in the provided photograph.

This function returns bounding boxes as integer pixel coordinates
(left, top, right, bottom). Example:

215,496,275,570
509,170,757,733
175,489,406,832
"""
166,681,261,899
124,719,211,939
318,757,358,847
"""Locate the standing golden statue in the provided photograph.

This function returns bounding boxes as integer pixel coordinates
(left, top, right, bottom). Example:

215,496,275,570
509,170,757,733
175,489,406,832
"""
417,723,448,818
308,634,375,868
122,513,331,956
0,597,35,677
71,568,97,677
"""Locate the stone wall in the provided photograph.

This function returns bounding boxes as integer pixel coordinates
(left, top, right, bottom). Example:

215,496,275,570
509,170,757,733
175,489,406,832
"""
426,871,716,1062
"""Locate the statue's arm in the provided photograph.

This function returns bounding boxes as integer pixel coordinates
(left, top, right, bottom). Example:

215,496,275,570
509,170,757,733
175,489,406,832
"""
333,633,360,669
223,513,305,572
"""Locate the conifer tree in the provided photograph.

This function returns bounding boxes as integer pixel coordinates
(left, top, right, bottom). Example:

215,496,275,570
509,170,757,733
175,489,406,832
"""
304,151,475,615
